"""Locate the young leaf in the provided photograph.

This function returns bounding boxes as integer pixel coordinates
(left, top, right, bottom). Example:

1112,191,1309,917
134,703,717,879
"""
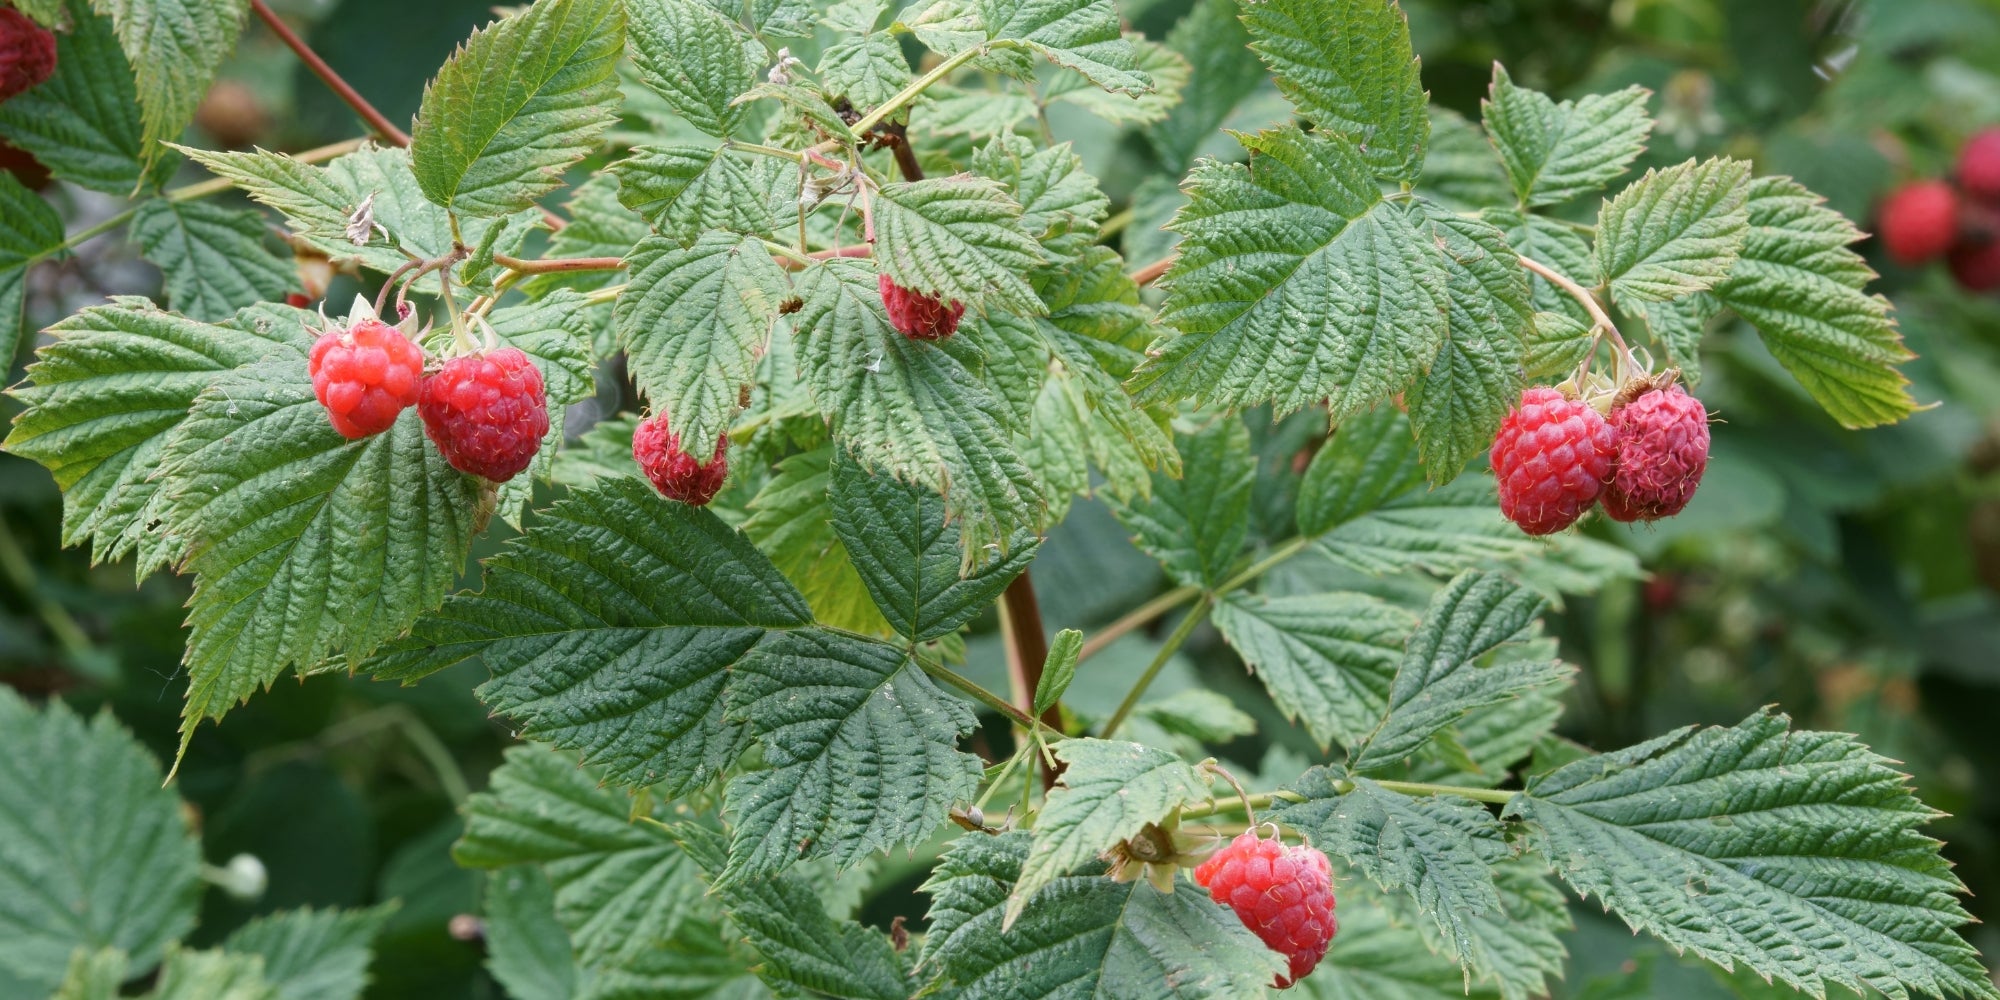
0,0,162,194
1034,628,1084,716
1135,127,1448,421
457,747,705,968
626,0,759,138
1595,157,1752,304
149,948,279,1000
1239,0,1430,183
0,170,63,361
411,0,624,217
92,0,249,167
1402,203,1532,481
1482,65,1652,208
614,232,789,449
130,200,295,322
924,830,1288,996
1003,739,1210,927
1105,415,1254,590
1212,591,1417,751
1508,709,1996,1000
365,479,809,793
829,450,1038,641
221,906,394,1000
0,690,201,995
980,0,1151,96
722,629,981,882
1712,175,1917,427
871,175,1047,315
608,144,780,246
1348,572,1567,773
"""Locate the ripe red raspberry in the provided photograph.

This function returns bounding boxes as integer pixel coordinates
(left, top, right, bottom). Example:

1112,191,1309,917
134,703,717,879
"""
0,8,55,104
1876,181,1960,265
1958,128,2000,206
879,273,965,340
308,318,425,439
1491,386,1617,535
1192,831,1336,989
417,347,549,482
1603,382,1711,522
632,413,728,506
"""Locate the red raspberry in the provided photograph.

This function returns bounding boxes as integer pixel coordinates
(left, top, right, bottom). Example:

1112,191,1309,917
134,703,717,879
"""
1603,382,1711,522
1876,181,1960,265
0,8,55,104
879,273,965,340
1192,831,1336,989
417,347,549,482
308,318,425,439
632,413,728,506
1491,386,1617,535
1958,128,2000,206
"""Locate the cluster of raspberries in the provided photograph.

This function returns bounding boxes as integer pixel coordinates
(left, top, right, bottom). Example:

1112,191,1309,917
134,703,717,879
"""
1490,379,1711,535
1877,127,2000,292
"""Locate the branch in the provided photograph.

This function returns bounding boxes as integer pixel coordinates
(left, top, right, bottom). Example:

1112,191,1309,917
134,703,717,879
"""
1130,255,1173,287
251,0,410,146
1078,585,1198,664
1000,572,1064,788
1098,595,1213,739
493,253,626,275
1515,254,1637,379
917,656,1064,742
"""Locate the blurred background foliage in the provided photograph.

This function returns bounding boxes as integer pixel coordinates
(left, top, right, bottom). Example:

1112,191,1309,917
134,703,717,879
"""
3,0,1999,996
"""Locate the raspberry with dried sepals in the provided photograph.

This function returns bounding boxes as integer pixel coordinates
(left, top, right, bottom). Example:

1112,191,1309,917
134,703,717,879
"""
309,316,426,439
0,9,56,104
879,273,965,340
1491,386,1617,535
1877,181,1961,265
1603,379,1711,522
632,413,728,506
1193,831,1337,989
417,347,549,482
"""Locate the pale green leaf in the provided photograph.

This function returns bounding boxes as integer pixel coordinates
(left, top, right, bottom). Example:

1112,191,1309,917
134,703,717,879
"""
980,0,1151,95
0,690,201,994
1136,127,1447,420
149,948,279,1000
1419,108,1511,212
53,948,128,1000
4,0,59,25
627,0,759,138
0,170,62,362
1106,415,1252,590
742,445,895,636
1510,709,1996,1000
1490,207,1597,324
222,907,393,1000
1713,175,1917,427
1403,203,1532,481
130,199,294,322
1134,688,1255,745
872,175,1046,315
969,134,1108,261
1522,309,1593,381
411,0,624,216
1004,739,1209,926
1212,591,1417,751
1349,572,1566,772
817,32,910,111
90,0,249,167
608,144,776,244
1030,247,1177,478
1595,157,1751,304
1482,65,1652,208
1045,35,1187,126
1034,629,1083,716
698,0,814,36
1315,475,1543,577
1017,371,1093,520
0,0,162,193
1240,0,1429,183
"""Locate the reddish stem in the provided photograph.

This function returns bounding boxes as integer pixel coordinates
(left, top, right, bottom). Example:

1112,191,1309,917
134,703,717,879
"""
251,0,410,146
492,253,626,275
1000,572,1064,789
1130,256,1173,287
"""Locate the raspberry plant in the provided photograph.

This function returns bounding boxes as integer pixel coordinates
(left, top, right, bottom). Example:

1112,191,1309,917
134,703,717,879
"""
0,0,1993,998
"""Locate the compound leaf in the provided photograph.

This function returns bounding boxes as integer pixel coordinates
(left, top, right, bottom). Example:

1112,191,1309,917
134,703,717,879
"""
1239,0,1429,183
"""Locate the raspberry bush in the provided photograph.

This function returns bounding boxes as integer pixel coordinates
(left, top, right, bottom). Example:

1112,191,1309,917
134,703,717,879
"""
0,1,1996,998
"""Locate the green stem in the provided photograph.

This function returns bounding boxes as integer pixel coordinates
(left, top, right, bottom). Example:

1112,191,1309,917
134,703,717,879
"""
851,42,1012,138
1177,779,1514,820
1077,585,1198,664
1179,791,1299,820
918,657,1065,741
1098,594,1213,738
1214,536,1311,596
1097,207,1135,241
760,239,815,269
727,140,812,165
0,512,96,664
1368,780,1516,805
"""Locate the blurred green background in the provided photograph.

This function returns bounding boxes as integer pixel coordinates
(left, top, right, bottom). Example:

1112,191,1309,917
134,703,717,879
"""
3,0,1999,996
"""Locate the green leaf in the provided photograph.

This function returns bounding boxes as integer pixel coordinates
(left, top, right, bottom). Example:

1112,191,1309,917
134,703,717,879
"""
1395,670,1567,789
130,199,295,322
1148,0,1265,171
1295,405,1426,538
1135,688,1256,744
367,479,808,793
872,175,1046,315
1299,877,1502,1000
1044,35,1186,126
1712,175,1917,427
483,291,598,407
924,830,1288,996
1348,572,1566,773
0,690,201,994
149,948,279,1000
2,301,302,572
969,134,1109,262
1004,739,1209,926
1273,773,1508,967
722,629,981,881
4,0,59,25
153,348,481,756
177,145,541,290
1029,246,1177,478
829,450,1037,641
1419,108,1511,212
817,32,911,111
609,144,775,245
791,259,1047,546
980,0,1151,95
1642,293,1716,385
1508,709,1996,1000
1212,591,1417,751
1034,628,1083,716
1315,475,1542,577
479,868,577,1000
1482,65,1652,208
90,0,249,168
53,948,129,1000
222,907,393,1000
1239,0,1429,183
615,232,789,449
1421,858,1570,1000
742,445,895,636
1106,415,1253,590
0,0,161,194
1595,157,1752,304
0,170,62,361
1490,207,1597,324
411,0,624,217
1403,203,1532,481
1522,310,1594,381
627,0,759,138
699,0,814,36
1136,127,1447,420
459,747,705,968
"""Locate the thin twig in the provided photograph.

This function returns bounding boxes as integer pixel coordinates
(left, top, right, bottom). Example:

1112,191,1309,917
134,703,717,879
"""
1078,585,1199,663
1515,254,1638,381
251,0,410,146
1098,595,1213,739
1130,256,1173,287
493,253,626,275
